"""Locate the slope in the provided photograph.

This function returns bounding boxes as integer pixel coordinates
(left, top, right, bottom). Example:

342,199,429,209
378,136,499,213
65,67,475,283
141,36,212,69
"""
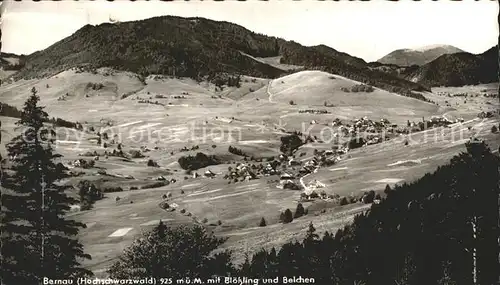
11,15,430,100
263,70,439,123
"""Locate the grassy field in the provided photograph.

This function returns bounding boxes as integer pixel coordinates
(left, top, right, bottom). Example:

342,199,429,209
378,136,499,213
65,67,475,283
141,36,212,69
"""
1,67,498,275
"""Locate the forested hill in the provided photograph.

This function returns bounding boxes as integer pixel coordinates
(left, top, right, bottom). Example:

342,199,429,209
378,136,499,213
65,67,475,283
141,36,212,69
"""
13,15,430,96
404,46,498,87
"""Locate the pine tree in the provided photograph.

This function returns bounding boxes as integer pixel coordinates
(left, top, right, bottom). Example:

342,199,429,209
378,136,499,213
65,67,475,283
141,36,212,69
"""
305,222,319,242
1,88,92,284
294,203,305,218
279,212,285,223
283,209,293,224
259,217,267,227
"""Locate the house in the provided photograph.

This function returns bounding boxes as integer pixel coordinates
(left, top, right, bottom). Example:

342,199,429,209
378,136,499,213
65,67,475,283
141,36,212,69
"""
204,170,216,178
280,173,294,180
324,150,334,156
288,158,302,166
307,180,326,190
280,180,300,190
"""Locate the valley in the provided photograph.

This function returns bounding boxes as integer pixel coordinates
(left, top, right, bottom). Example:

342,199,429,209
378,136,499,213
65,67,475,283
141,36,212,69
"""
1,65,498,275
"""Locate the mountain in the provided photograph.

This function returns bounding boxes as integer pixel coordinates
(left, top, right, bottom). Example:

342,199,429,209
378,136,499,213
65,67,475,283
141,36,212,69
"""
310,44,367,68
11,15,429,98
377,45,464,66
404,46,498,87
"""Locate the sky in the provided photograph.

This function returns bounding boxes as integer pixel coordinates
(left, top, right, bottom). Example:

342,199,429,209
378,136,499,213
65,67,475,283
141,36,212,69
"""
1,0,498,62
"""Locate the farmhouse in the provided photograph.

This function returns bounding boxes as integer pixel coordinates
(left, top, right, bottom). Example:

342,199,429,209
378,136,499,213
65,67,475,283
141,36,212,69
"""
204,170,216,178
280,173,294,180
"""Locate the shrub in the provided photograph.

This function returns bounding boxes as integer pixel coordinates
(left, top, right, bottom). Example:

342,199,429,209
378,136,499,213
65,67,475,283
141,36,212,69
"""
346,137,366,150
300,192,309,200
362,190,376,204
289,100,296,105
339,197,348,206
78,180,103,210
141,181,167,189
309,191,319,199
129,150,144,158
279,212,285,223
280,132,304,155
228,145,246,156
348,196,357,204
102,186,124,193
147,159,159,167
491,125,498,133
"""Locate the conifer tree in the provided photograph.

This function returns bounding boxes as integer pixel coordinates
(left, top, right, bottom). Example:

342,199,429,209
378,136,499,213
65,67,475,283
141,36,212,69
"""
282,209,293,224
305,222,319,242
1,88,92,284
108,221,234,280
259,217,267,227
293,203,305,218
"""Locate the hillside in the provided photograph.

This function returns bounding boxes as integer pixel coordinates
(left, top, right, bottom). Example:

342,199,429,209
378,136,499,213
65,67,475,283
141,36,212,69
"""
377,44,464,66
265,70,437,115
405,46,498,87
11,15,430,99
310,44,367,68
0,52,25,82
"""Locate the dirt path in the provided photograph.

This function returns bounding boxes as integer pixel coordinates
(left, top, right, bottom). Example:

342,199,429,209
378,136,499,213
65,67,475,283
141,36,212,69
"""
267,79,275,103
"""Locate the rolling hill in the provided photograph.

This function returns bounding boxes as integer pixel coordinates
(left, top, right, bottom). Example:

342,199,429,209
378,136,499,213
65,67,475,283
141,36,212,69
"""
10,15,430,100
1,66,497,274
377,44,464,66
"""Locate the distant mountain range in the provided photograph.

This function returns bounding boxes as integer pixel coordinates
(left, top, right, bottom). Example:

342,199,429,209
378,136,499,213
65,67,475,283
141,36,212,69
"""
5,16,498,93
404,46,498,87
377,45,464,66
